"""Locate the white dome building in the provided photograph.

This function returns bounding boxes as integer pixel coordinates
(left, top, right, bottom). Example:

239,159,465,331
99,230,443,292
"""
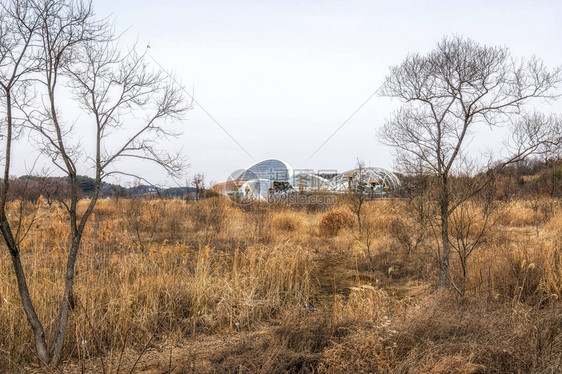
213,159,401,200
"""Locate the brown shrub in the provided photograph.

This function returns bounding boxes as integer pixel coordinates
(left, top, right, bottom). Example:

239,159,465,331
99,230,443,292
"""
319,207,354,236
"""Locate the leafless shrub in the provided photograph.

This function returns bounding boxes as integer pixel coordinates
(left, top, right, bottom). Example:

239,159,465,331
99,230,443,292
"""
319,206,354,236
124,197,167,258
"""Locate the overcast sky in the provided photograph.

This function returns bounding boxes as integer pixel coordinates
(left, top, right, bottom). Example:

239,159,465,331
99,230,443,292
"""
11,0,562,186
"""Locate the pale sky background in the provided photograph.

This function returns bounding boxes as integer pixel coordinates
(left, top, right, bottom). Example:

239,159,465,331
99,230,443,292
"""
11,0,562,186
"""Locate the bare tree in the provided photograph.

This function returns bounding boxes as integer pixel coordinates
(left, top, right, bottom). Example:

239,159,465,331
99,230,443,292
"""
348,159,367,235
125,193,167,259
0,0,188,366
0,0,50,364
346,160,376,270
448,179,501,297
379,36,562,288
355,215,377,272
192,172,205,200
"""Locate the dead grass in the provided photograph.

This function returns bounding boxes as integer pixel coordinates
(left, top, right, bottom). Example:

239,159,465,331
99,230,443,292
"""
1,197,562,373
0,200,313,371
272,210,306,233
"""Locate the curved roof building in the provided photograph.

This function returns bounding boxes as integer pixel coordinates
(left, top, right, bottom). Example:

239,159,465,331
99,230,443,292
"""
214,159,401,200
321,167,401,193
293,171,329,190
248,159,293,182
230,159,293,182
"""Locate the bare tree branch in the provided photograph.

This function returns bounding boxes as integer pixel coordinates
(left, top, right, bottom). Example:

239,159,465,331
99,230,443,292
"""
379,35,561,288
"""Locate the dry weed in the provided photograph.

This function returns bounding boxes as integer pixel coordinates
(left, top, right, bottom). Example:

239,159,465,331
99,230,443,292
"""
319,206,354,236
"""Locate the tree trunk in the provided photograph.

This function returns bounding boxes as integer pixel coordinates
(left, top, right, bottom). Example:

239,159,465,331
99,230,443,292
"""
439,213,450,287
439,178,450,288
49,237,81,365
0,218,50,364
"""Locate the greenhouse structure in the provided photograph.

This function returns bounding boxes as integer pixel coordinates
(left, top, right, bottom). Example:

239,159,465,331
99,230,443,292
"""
212,158,401,200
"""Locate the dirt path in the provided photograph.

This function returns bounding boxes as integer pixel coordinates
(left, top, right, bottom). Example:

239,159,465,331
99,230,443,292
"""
312,249,428,305
312,250,356,304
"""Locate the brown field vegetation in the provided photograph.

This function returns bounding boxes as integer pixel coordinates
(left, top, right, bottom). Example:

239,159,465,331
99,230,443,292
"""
1,196,562,373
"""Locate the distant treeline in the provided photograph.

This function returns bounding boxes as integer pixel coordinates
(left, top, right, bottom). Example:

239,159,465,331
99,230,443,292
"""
4,175,198,203
493,157,562,198
395,156,562,199
5,156,561,204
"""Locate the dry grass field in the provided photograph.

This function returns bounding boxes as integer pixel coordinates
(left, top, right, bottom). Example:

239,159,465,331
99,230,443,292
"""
1,196,562,373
